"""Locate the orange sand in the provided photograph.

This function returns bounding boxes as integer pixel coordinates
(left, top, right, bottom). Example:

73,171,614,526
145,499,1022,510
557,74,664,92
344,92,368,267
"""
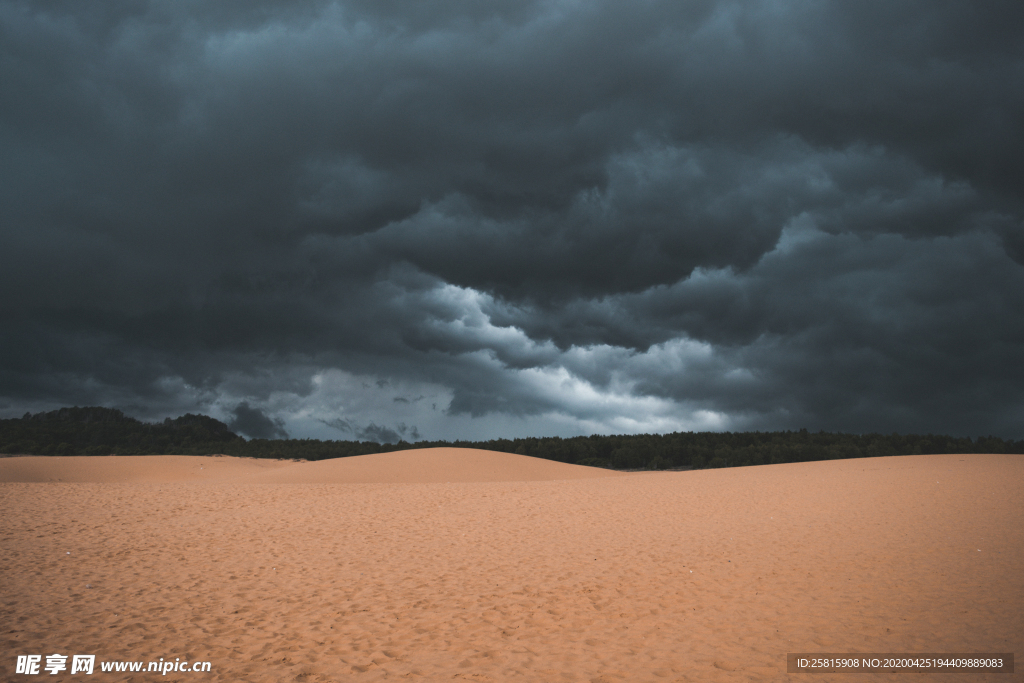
1,450,1020,682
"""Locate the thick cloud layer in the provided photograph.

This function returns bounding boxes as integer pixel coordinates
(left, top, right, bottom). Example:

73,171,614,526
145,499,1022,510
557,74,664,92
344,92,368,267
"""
2,0,1022,441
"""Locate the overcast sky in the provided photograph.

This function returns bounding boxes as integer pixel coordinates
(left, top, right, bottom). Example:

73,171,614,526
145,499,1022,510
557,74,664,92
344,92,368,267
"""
2,0,1022,442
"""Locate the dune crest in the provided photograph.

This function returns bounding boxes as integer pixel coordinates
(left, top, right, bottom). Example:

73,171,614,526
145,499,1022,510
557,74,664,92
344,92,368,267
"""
239,447,623,483
0,448,622,484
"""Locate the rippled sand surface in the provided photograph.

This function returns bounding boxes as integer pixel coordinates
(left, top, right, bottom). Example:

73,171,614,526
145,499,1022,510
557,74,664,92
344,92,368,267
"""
2,450,1020,681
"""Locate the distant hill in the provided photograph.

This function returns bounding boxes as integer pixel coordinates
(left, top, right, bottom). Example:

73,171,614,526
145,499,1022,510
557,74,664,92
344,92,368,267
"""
2,407,1022,469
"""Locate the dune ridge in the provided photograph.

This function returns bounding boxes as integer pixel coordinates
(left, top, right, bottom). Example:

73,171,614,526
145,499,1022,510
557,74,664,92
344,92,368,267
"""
0,448,623,484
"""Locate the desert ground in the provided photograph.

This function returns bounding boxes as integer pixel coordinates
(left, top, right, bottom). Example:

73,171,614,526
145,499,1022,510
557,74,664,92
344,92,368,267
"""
1,449,1020,682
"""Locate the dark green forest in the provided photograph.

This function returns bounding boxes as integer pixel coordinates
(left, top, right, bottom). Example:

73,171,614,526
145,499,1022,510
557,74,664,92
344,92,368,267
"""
2,406,1022,470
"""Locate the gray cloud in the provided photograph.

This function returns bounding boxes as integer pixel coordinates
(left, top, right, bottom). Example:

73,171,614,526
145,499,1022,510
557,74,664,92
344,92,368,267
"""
1,0,1022,440
318,412,421,444
319,417,355,433
357,423,402,445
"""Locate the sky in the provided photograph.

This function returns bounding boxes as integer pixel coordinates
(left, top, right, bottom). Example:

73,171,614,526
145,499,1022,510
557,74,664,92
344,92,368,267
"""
1,0,1022,442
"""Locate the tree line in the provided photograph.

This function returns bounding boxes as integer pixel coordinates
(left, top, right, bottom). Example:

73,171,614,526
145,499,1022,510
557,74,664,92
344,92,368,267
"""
2,406,1022,470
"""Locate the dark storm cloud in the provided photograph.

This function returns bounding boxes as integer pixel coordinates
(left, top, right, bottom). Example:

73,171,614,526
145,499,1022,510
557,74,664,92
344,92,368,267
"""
1,0,1022,439
228,402,288,439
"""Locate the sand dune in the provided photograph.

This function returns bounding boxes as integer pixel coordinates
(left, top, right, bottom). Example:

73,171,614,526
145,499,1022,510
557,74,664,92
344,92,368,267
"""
2,451,1020,682
0,448,622,484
